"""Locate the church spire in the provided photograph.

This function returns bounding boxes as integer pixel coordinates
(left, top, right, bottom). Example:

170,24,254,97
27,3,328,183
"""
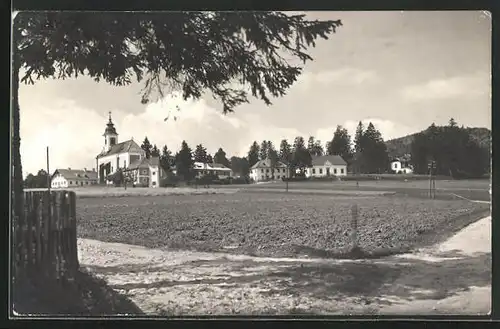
103,112,118,136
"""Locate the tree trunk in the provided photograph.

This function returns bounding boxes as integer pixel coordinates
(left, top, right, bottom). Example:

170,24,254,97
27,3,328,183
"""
12,42,24,283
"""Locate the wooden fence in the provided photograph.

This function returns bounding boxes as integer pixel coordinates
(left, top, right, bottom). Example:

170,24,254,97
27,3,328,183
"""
13,190,79,283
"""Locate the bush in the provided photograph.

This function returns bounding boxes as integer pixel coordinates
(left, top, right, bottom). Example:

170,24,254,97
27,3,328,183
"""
231,176,249,184
160,174,180,187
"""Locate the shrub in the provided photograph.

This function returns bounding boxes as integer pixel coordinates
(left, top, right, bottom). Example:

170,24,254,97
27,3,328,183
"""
160,174,180,187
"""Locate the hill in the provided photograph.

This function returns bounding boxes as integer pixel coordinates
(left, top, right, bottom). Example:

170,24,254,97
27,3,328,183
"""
386,127,491,158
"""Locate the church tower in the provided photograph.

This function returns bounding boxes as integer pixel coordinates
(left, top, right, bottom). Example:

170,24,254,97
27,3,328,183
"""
103,112,118,152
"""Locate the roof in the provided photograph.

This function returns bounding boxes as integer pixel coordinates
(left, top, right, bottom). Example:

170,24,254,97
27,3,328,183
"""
96,139,143,159
311,155,347,166
125,156,161,170
193,162,231,171
250,159,288,169
53,169,98,181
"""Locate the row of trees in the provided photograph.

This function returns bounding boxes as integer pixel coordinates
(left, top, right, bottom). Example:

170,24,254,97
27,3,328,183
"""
23,169,50,188
410,119,490,178
245,121,389,176
136,120,390,181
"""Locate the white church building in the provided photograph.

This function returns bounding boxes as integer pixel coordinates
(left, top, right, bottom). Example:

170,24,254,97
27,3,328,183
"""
95,113,164,187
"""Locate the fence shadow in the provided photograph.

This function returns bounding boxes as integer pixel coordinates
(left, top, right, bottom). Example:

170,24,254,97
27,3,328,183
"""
12,268,144,316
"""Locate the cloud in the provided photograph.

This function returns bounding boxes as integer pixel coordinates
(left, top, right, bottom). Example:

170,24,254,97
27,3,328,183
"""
295,67,379,90
401,72,490,101
19,91,306,176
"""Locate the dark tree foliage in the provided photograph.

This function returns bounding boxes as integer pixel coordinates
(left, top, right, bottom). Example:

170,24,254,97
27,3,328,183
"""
141,136,152,159
279,139,293,164
23,169,50,188
12,12,341,227
160,145,173,172
327,125,353,162
259,140,269,160
247,141,260,168
175,140,194,181
194,144,209,163
230,156,250,177
291,136,311,174
151,144,160,157
410,119,490,178
359,122,388,174
214,148,230,167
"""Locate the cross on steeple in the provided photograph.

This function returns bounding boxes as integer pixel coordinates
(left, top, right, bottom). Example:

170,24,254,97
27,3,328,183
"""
108,111,112,122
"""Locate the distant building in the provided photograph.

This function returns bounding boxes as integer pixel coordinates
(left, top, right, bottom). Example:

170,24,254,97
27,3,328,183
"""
193,162,232,179
390,158,413,174
123,156,166,188
250,159,290,182
306,155,347,178
51,168,98,188
95,112,145,185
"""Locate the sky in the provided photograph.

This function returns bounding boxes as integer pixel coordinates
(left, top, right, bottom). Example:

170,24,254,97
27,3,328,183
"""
18,11,491,176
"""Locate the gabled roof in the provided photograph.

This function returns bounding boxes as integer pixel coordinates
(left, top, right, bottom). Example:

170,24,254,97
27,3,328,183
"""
126,156,160,171
311,155,347,166
52,169,98,181
96,139,143,159
193,162,232,171
250,159,288,169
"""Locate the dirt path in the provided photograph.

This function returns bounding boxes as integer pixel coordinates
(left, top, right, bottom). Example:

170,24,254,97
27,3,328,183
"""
78,216,491,315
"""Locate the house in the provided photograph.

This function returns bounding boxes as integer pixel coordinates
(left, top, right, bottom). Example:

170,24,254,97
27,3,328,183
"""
390,157,413,174
95,112,145,185
123,156,166,187
193,162,232,179
51,168,98,188
306,155,347,178
250,159,290,182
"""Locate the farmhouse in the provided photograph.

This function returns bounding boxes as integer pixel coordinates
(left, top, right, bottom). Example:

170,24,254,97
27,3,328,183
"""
250,159,290,182
306,155,347,178
123,156,166,187
51,168,98,188
390,157,413,174
193,162,232,179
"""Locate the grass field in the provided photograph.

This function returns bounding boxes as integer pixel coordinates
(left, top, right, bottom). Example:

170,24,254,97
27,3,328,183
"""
239,179,490,202
77,192,489,259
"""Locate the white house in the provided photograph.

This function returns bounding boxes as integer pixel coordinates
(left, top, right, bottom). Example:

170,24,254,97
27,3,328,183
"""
193,162,232,179
390,157,413,174
250,159,290,182
51,168,98,189
123,156,166,187
95,112,145,185
306,155,347,178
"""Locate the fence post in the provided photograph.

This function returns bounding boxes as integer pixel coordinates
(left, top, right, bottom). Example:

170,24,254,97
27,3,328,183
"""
351,204,359,250
69,192,79,274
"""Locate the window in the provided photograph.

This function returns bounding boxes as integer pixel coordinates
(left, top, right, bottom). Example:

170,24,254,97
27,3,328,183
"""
123,160,127,168
319,168,323,174
86,181,89,185
110,137,116,145
341,168,344,174
312,168,316,174
69,181,72,184
152,171,156,176
334,168,337,174
152,181,156,186
277,176,280,179
266,169,269,173
261,169,264,173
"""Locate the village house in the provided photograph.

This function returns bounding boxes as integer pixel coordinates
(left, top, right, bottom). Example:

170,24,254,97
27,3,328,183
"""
390,157,413,174
95,112,145,185
193,162,232,179
249,159,290,182
123,156,166,187
51,168,98,188
306,155,348,178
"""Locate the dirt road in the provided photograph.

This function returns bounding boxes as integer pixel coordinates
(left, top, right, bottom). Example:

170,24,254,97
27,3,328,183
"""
78,216,491,315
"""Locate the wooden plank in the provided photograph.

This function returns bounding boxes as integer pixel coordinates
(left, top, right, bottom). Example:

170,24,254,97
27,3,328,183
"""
34,192,42,271
69,192,79,274
24,192,33,273
48,192,56,279
42,192,51,277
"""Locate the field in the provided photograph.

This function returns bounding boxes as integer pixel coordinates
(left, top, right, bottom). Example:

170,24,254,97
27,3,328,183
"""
76,192,489,259
239,179,491,202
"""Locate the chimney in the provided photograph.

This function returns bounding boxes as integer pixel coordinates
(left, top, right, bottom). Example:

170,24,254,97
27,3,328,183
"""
84,168,87,172
68,167,71,170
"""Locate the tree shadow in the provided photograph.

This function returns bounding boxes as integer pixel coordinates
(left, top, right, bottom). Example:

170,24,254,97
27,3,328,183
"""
92,249,490,314
12,268,145,316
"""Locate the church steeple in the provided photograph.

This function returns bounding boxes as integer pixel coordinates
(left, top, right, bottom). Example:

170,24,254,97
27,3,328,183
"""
103,112,118,152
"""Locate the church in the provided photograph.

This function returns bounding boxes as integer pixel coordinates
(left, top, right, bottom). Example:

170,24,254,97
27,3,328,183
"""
95,113,164,187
